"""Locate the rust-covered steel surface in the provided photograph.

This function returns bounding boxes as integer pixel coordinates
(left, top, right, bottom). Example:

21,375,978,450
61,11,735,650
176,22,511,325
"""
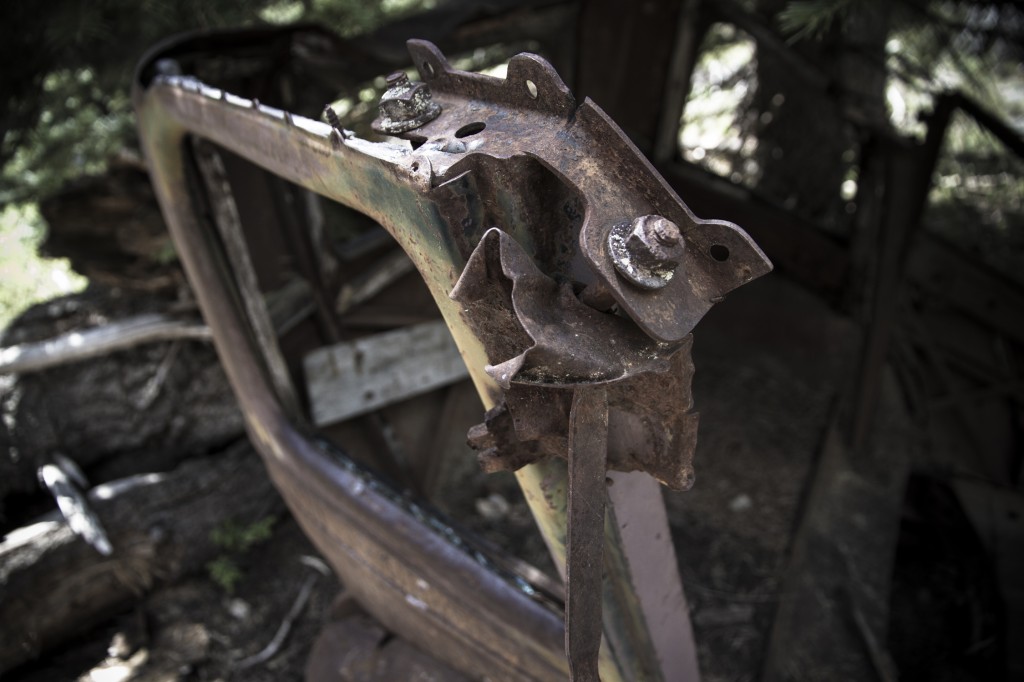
134,26,769,681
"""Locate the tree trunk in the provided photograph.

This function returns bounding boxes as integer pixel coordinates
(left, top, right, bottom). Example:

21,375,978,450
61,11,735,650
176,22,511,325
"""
0,442,282,674
0,289,244,526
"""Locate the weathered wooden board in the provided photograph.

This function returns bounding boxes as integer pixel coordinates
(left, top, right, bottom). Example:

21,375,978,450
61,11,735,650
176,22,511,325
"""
304,321,469,427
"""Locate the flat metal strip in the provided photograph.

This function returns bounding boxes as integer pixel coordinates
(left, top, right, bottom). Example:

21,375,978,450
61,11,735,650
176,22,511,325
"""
566,386,609,682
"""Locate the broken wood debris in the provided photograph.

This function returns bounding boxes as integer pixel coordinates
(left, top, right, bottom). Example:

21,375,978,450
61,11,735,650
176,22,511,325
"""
304,320,469,427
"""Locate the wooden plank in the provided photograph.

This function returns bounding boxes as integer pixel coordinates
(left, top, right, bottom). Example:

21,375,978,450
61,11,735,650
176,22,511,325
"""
304,321,469,427
763,383,909,682
849,134,939,449
575,0,686,153
909,233,1024,346
951,478,1024,681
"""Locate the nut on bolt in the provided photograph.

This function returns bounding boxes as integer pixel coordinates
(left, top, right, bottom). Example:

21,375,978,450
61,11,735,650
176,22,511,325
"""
607,215,685,290
374,71,441,134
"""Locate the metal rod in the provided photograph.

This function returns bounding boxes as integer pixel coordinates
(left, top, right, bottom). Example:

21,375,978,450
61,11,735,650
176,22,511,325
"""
566,386,609,682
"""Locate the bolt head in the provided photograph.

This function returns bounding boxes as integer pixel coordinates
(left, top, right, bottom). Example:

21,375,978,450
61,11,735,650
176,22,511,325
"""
376,74,442,134
386,71,409,87
607,215,685,290
650,217,681,246
630,215,681,249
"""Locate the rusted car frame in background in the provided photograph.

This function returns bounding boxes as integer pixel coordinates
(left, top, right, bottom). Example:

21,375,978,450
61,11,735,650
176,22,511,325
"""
134,24,769,681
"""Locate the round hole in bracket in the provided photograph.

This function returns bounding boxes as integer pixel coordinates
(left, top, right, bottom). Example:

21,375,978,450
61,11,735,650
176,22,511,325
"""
525,79,538,99
411,162,420,172
422,61,435,78
455,122,486,138
710,244,730,262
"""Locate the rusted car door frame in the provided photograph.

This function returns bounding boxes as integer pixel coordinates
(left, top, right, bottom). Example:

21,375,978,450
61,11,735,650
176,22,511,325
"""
135,27,769,681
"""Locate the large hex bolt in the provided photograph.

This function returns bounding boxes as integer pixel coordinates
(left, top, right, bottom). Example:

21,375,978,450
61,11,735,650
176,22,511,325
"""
607,215,685,290
375,71,442,134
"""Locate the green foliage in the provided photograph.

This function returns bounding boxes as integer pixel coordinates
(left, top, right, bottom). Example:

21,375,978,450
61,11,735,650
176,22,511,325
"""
2,0,262,201
778,0,858,42
211,516,276,553
778,1,1021,118
0,0,422,205
773,0,1024,280
1,70,136,203
924,112,1024,286
206,516,277,593
0,0,429,325
0,204,87,330
206,556,245,594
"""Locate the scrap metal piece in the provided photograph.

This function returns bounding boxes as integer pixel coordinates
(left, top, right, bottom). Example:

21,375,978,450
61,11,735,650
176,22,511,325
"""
323,104,342,129
395,39,772,344
450,228,680,389
373,71,442,134
38,457,112,556
565,386,609,682
581,208,772,343
466,342,698,491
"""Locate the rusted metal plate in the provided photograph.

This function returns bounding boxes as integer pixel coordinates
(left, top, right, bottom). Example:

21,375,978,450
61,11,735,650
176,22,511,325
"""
399,39,771,344
450,228,681,388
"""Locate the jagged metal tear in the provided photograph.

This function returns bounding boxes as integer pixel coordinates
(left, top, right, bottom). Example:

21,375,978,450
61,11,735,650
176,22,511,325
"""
452,228,699,490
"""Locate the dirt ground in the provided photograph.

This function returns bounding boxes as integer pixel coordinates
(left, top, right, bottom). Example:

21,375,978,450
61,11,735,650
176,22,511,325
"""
12,515,339,682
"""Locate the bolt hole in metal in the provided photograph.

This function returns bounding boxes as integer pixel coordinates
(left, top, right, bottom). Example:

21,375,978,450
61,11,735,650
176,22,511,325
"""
455,122,486,138
710,244,730,261
422,61,435,78
411,162,420,172
525,79,538,99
